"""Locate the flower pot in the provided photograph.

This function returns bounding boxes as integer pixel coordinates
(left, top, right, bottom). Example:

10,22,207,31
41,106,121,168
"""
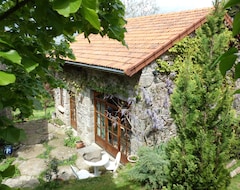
127,155,139,163
4,145,13,156
76,141,85,149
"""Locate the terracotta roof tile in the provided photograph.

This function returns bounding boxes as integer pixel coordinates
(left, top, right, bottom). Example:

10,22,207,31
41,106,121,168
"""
66,8,212,76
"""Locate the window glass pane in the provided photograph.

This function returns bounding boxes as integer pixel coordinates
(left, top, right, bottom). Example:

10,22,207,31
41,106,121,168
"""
94,92,132,158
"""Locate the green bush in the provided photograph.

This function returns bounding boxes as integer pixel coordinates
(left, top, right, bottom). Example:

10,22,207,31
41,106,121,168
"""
64,130,80,148
229,124,240,159
127,144,169,190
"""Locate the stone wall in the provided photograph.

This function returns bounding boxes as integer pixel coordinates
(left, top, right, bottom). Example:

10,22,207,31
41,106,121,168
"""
128,59,176,154
54,58,176,153
54,85,94,144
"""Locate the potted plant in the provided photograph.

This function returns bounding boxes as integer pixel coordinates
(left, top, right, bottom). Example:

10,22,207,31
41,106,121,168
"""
64,129,84,148
75,140,85,149
127,154,139,163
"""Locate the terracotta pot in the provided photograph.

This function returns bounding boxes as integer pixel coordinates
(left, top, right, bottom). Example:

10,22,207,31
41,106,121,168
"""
76,141,85,149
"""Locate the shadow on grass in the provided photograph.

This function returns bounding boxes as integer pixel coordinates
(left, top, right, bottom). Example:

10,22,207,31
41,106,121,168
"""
34,173,138,190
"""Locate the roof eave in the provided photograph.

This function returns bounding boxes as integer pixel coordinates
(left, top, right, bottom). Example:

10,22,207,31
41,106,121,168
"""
65,60,125,75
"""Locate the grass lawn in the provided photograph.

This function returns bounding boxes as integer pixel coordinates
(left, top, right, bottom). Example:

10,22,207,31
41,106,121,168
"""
228,160,240,190
228,174,240,190
34,171,144,190
13,106,55,122
29,107,55,120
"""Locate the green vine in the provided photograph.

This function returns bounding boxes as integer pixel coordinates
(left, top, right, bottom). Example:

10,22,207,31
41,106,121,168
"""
62,69,129,97
134,85,141,103
156,59,174,75
155,36,200,77
87,79,128,97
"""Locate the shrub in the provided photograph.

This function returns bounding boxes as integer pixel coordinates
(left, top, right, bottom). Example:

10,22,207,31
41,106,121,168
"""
168,4,235,189
127,144,169,190
229,120,240,159
64,129,80,148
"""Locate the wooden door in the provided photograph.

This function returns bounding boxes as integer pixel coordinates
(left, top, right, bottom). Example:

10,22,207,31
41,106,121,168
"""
94,92,131,163
70,92,77,130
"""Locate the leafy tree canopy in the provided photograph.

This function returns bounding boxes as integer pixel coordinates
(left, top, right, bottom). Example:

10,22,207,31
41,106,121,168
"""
0,1,126,188
218,0,240,82
0,0,127,153
0,0,126,118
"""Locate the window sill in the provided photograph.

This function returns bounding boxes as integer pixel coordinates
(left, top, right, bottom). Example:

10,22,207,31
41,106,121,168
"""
57,105,65,113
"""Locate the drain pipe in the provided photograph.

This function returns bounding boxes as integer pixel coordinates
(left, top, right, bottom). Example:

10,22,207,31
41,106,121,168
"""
65,60,125,75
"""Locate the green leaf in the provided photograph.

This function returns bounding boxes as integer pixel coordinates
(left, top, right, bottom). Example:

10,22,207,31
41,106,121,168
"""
0,71,16,86
234,62,240,80
0,39,13,48
52,0,82,17
0,126,26,144
22,58,39,73
81,6,100,30
233,12,240,36
33,98,43,110
224,0,240,8
0,50,22,65
234,89,240,94
218,47,238,76
219,54,237,75
82,0,97,9
0,184,12,190
1,165,16,178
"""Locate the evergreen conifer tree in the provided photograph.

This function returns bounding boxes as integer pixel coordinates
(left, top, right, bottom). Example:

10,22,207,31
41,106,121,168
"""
167,3,235,189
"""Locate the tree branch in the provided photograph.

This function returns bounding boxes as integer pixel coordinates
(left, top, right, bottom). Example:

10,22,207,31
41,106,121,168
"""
0,0,32,22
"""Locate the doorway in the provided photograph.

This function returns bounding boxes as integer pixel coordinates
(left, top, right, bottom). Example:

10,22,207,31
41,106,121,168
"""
69,91,77,130
94,92,132,163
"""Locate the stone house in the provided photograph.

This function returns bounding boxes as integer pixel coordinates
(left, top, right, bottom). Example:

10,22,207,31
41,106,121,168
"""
54,8,225,163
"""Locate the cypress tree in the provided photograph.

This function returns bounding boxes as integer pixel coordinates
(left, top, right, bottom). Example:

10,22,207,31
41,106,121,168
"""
167,3,235,189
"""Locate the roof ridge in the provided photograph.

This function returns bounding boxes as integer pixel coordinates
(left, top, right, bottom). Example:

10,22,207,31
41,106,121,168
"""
127,7,213,20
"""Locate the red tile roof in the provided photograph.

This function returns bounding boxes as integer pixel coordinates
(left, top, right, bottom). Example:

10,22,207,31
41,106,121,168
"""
67,8,212,76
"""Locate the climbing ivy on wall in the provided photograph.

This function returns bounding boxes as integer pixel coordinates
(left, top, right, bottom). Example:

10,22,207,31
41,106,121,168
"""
156,36,200,77
62,67,129,97
87,76,128,97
